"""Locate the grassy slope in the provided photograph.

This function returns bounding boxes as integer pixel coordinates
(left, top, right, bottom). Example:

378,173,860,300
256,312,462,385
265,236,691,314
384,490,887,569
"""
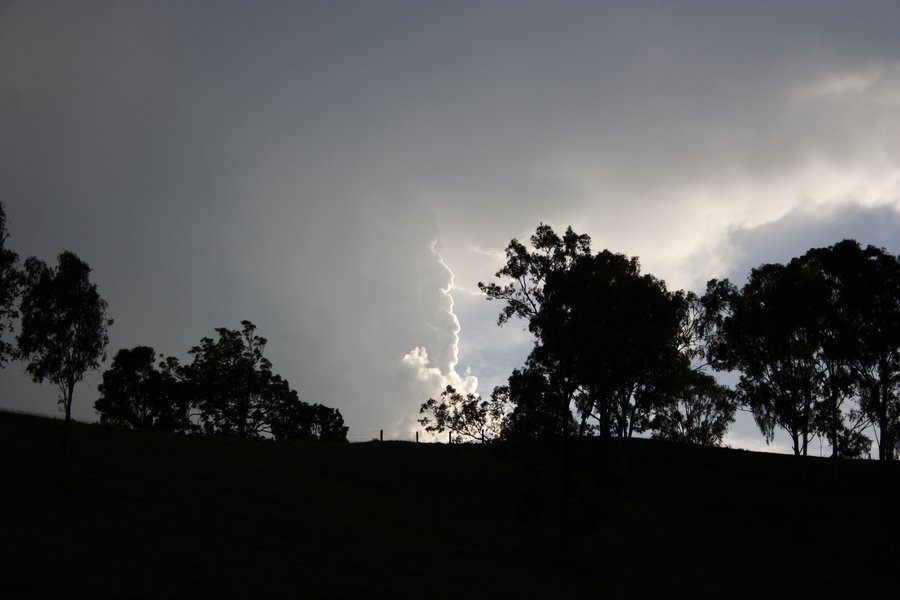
1,410,897,598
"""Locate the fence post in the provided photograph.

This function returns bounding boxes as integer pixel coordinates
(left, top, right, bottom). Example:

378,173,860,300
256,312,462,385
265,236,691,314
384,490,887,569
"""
448,431,451,444
415,431,419,443
380,429,383,442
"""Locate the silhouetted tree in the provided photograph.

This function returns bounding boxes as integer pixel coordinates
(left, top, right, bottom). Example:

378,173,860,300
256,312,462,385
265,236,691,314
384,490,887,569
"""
270,399,348,442
707,243,897,459
651,371,736,446
177,321,288,439
18,250,112,426
500,365,577,441
482,224,726,443
818,240,900,461
166,321,347,442
535,250,689,438
94,346,192,432
476,224,600,439
0,202,21,365
478,222,592,330
419,384,506,443
18,250,111,489
801,241,874,459
708,262,828,456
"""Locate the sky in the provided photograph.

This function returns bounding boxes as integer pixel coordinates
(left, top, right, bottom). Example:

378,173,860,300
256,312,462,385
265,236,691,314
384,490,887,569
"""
2,1,899,451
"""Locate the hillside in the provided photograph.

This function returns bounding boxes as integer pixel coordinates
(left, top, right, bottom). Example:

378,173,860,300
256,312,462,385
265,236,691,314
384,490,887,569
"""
1,410,896,598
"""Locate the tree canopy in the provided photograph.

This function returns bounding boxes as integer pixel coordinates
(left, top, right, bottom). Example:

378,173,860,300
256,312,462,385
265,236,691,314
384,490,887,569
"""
478,224,725,444
419,384,506,443
705,239,900,459
94,346,192,433
95,321,348,443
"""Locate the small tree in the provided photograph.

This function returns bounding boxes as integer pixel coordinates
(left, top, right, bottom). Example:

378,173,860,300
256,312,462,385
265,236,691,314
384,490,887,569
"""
173,321,348,442
18,250,112,425
94,346,192,432
500,365,577,441
0,202,21,365
419,385,506,443
651,372,737,447
179,321,282,439
270,398,348,442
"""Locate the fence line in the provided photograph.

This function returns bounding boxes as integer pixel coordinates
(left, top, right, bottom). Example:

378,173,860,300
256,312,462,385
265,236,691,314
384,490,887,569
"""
345,429,454,443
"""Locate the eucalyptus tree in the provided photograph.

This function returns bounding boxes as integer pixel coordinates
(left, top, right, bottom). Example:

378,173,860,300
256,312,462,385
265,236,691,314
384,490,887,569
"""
651,371,736,447
94,346,192,432
818,240,900,461
708,261,826,456
18,250,111,489
178,321,289,439
478,223,592,438
478,222,592,332
800,241,874,459
18,250,112,427
169,321,348,442
482,223,726,442
534,250,689,438
499,364,578,441
419,384,506,443
269,397,348,442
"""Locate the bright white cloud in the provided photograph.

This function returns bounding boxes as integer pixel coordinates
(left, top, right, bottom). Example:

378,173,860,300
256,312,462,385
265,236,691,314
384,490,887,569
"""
400,243,479,440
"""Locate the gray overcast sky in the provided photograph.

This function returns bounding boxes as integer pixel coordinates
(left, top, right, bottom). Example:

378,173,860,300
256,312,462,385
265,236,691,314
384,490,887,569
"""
2,1,899,449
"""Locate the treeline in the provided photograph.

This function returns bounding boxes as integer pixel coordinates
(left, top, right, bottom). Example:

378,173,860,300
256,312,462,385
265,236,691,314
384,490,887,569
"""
421,224,900,461
95,323,347,442
0,202,346,443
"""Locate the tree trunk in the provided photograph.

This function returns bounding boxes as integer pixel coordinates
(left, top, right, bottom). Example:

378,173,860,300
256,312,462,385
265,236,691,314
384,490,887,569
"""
60,380,75,492
881,363,893,461
558,391,569,559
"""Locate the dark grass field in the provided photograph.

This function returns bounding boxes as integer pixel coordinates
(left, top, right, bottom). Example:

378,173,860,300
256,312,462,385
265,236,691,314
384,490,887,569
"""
1,410,897,598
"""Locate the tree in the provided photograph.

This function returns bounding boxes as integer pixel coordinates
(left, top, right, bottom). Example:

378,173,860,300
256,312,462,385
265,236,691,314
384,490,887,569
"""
475,224,601,440
535,250,690,438
500,365,577,441
819,240,900,461
0,202,21,365
178,321,289,439
172,320,347,442
18,251,112,426
800,241,873,459
419,384,506,443
270,399,348,442
651,372,736,446
478,223,592,331
709,262,828,456
707,243,897,459
94,346,192,432
481,224,718,443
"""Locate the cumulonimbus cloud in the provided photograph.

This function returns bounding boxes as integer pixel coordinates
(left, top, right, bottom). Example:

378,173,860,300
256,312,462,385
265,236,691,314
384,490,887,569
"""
400,241,479,439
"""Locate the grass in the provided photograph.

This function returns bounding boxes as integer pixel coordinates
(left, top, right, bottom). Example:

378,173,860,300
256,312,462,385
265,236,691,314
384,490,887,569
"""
1,409,897,598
